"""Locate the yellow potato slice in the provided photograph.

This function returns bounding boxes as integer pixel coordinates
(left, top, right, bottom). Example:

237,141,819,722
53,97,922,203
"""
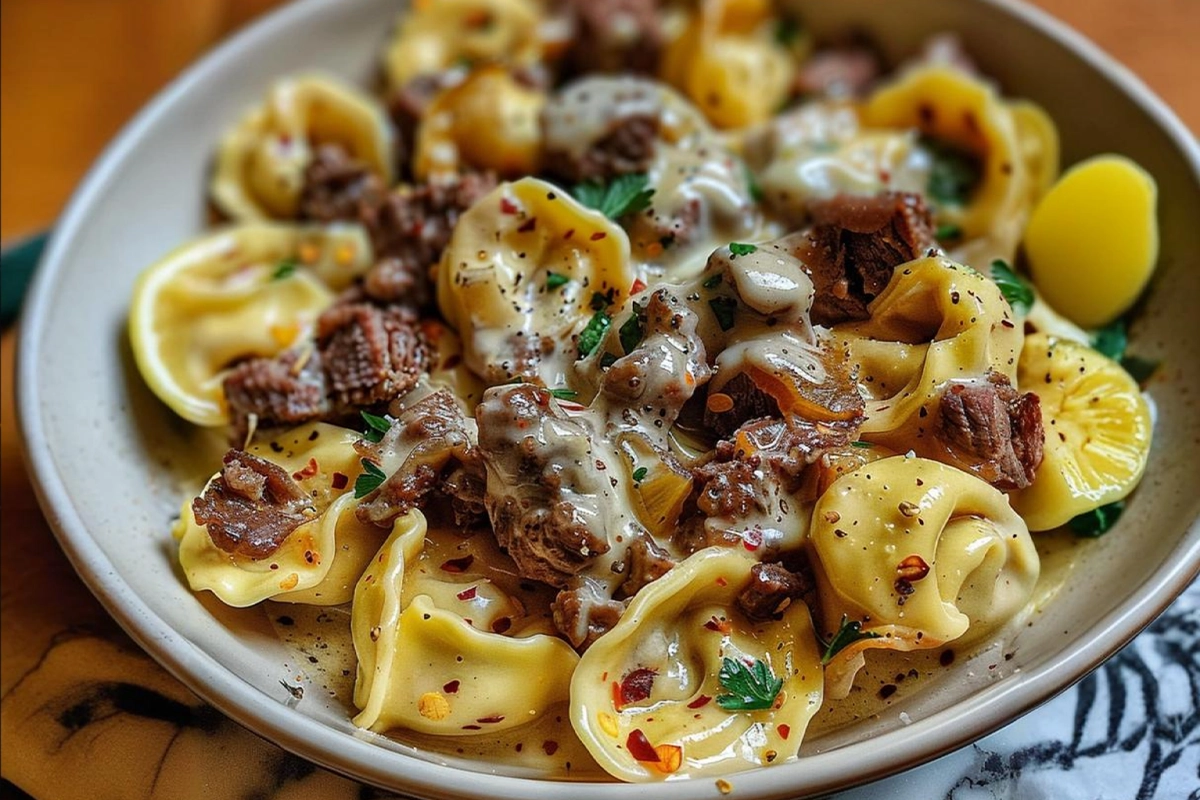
1022,155,1158,328
1010,333,1152,531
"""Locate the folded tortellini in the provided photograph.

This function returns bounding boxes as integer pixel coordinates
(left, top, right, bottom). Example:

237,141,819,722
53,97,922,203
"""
809,456,1039,699
351,511,578,735
436,177,634,385
832,256,1022,450
383,0,541,90
570,548,824,781
212,74,395,221
177,423,384,606
129,223,373,426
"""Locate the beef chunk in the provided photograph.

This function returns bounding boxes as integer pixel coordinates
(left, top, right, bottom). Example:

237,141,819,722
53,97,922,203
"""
355,390,485,527
222,349,327,435
616,534,676,599
317,303,427,409
192,450,315,559
693,459,765,521
719,416,862,479
561,0,664,77
552,577,627,650
935,371,1044,489
792,191,935,326
736,562,811,620
542,114,660,184
298,144,388,223
794,46,881,98
476,384,613,588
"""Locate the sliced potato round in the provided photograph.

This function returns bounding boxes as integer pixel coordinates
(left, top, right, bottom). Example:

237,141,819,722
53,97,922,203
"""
1022,155,1158,328
129,224,372,426
1010,333,1152,530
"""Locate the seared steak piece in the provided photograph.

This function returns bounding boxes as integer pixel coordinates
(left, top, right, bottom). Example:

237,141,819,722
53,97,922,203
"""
935,371,1044,489
542,114,660,184
560,0,664,77
317,303,426,409
736,561,811,621
223,349,327,434
552,577,627,651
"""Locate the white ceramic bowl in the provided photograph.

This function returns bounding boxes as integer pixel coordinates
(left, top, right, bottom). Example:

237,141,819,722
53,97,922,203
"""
17,0,1200,797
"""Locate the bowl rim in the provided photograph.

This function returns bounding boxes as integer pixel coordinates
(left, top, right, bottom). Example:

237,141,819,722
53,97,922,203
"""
15,0,1200,797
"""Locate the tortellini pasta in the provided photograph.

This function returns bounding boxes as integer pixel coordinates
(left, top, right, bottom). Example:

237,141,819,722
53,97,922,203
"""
832,255,1022,450
129,223,373,426
177,423,384,606
211,74,395,221
1009,334,1152,530
808,456,1039,699
436,177,634,384
351,511,578,734
383,0,541,89
571,548,824,780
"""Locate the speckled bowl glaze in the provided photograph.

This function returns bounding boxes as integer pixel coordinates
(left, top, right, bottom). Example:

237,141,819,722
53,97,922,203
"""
16,0,1200,797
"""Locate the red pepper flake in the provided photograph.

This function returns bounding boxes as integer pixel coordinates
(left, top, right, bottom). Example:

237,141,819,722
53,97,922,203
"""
443,680,460,694
715,576,727,586
742,528,763,551
617,668,656,708
686,694,712,709
292,458,318,481
542,740,559,756
456,586,478,601
563,228,575,240
590,231,607,241
518,217,538,233
441,555,474,573
703,616,731,633
491,616,512,634
630,278,647,294
500,197,519,215
331,472,348,490
778,724,791,740
625,729,660,763
477,714,505,724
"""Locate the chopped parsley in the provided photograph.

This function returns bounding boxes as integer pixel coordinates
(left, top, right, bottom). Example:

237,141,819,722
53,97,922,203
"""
742,162,764,203
360,411,391,443
773,17,802,47
619,302,645,355
272,259,298,280
353,459,387,498
1069,501,1125,537
935,222,963,241
631,466,648,483
548,387,578,400
546,271,569,290
1088,319,1161,383
990,259,1034,316
851,440,874,449
820,615,882,665
577,310,612,358
572,173,654,220
715,657,783,711
708,296,737,332
922,136,982,208
729,242,757,257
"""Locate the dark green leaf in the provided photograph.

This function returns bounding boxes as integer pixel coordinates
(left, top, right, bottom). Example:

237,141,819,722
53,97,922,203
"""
851,440,873,449
590,291,612,311
820,615,882,665
715,657,783,711
729,242,757,257
354,459,387,499
272,259,298,280
546,271,569,290
632,467,648,483
935,222,963,241
360,411,391,444
709,296,737,332
548,388,578,400
1121,354,1160,385
572,174,655,220
774,17,801,46
1069,501,1125,537
577,310,612,358
922,136,981,208
702,273,724,290
742,162,764,203
990,259,1034,316
619,302,644,355
1091,320,1128,361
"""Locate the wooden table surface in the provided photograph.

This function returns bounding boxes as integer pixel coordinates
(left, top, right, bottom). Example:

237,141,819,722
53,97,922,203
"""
1,2,1197,797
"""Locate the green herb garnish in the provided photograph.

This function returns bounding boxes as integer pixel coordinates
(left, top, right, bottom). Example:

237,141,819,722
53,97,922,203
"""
922,136,982,208
729,242,757,257
577,310,612,358
619,302,645,355
935,222,963,241
572,174,655,220
590,290,613,311
774,17,801,47
631,467,648,483
548,388,578,401
546,271,569,290
715,657,783,711
702,273,724,290
851,440,873,449
1091,320,1128,361
272,259,298,280
360,411,391,444
990,259,1034,316
1069,501,1125,537
708,296,737,332
1120,354,1160,384
742,162,764,203
354,459,387,499
820,615,882,665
